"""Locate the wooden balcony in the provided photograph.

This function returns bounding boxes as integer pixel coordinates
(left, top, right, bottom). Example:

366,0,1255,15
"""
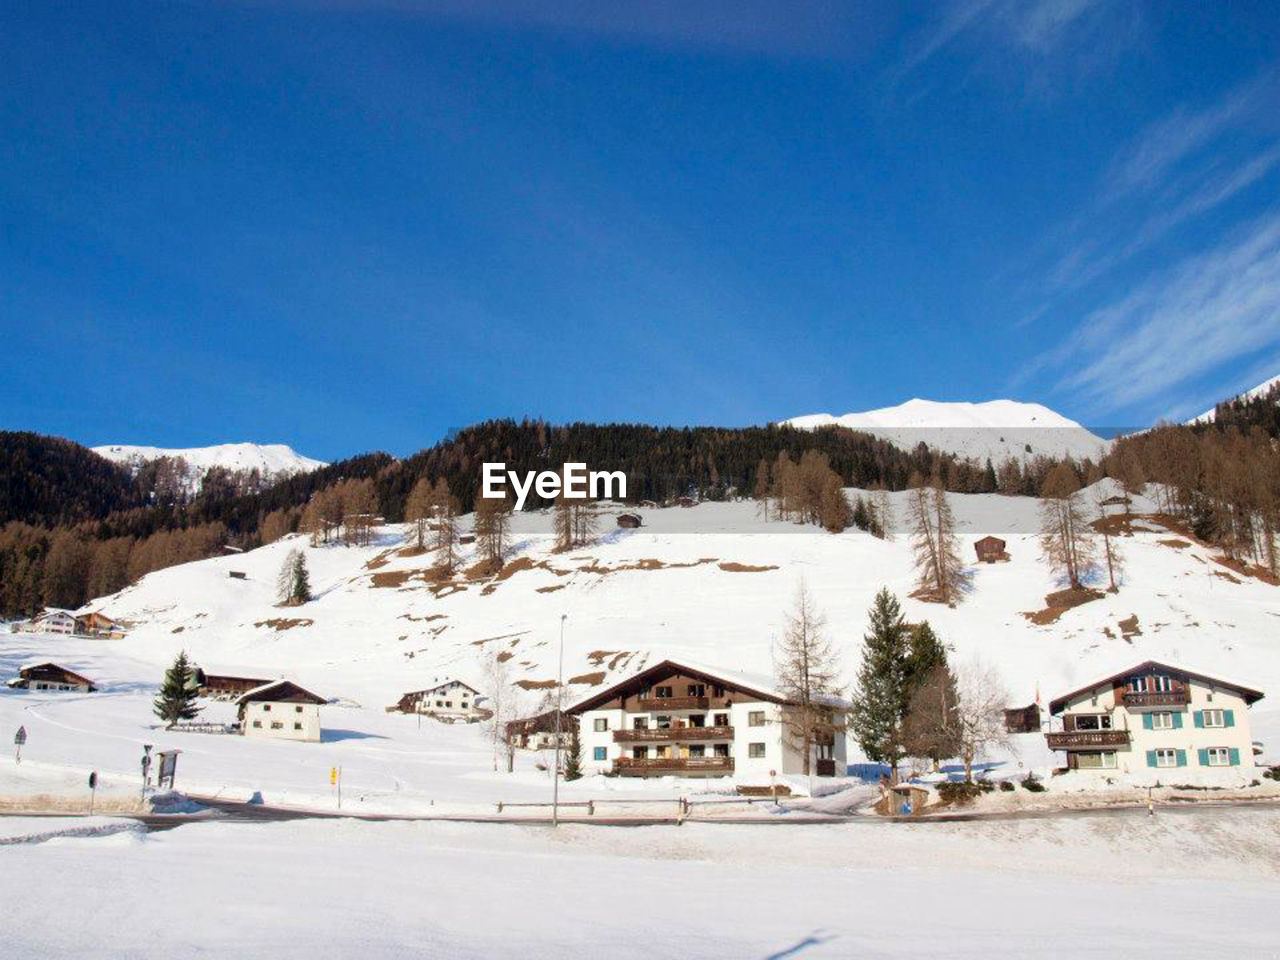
1120,690,1190,708
1045,729,1131,750
614,756,734,776
614,725,734,743
632,695,709,711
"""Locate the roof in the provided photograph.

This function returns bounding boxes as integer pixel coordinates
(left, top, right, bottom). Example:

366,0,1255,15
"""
408,679,481,697
17,662,96,687
566,658,849,714
235,679,327,706
1049,660,1265,714
974,535,1006,545
37,608,77,619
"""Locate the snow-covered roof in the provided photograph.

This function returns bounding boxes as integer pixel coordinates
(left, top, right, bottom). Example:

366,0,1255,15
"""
236,679,327,705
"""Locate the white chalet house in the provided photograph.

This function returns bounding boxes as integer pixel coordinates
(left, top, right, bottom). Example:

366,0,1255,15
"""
1046,660,1263,784
29,609,77,635
568,660,847,781
395,679,486,723
237,679,327,743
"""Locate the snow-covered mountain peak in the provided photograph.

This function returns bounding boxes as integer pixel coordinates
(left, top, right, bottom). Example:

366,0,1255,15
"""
782,398,1108,463
93,442,327,486
1188,374,1280,424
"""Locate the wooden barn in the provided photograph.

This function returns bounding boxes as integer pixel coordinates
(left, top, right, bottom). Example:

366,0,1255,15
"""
974,535,1008,563
506,709,579,750
616,513,642,529
6,663,97,692
195,669,273,700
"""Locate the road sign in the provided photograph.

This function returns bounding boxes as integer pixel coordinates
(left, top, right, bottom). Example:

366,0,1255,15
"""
14,726,27,745
88,771,98,789
330,766,337,786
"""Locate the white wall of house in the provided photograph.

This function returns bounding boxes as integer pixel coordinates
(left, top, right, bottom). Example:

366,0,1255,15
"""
1054,677,1257,785
242,701,322,742
36,613,76,635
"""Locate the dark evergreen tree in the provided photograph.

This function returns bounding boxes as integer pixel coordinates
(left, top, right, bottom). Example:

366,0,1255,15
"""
848,588,912,777
153,650,201,728
563,726,583,781
905,621,948,692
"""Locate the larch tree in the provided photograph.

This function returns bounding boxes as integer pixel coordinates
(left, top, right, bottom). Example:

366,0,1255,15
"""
1039,462,1095,590
953,656,1013,782
153,650,201,728
773,581,843,777
429,478,460,575
473,488,513,568
901,661,962,772
1093,487,1125,593
404,477,434,551
848,588,912,779
906,473,964,604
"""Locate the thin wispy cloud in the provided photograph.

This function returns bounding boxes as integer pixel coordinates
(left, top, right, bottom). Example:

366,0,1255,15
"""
1035,213,1280,418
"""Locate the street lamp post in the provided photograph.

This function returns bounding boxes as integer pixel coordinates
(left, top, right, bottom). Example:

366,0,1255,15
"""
552,613,567,827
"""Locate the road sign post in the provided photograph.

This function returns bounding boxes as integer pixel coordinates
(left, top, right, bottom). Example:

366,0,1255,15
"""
14,726,27,764
140,744,153,797
88,771,98,816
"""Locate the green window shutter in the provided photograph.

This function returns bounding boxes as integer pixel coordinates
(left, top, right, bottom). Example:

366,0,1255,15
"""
1176,749,1187,767
1229,748,1240,766
1171,712,1182,729
1146,750,1157,768
1197,748,1210,766
1193,711,1204,728
1142,713,1153,730
1224,709,1235,728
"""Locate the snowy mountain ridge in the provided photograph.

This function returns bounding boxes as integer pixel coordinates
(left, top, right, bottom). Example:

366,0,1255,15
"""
1188,374,1280,424
93,442,326,485
781,398,1110,464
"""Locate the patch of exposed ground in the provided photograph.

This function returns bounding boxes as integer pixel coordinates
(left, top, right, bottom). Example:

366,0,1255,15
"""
398,613,447,623
1022,588,1103,625
364,549,395,570
718,562,779,573
568,671,607,686
1159,539,1192,549
515,679,558,691
254,618,314,631
586,650,638,671
1118,614,1142,639
536,584,566,593
371,570,421,589
577,558,719,575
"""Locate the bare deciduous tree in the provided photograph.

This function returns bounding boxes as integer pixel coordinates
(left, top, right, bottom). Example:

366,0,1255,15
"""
773,581,843,778
954,656,1013,782
1039,462,1095,590
907,473,964,604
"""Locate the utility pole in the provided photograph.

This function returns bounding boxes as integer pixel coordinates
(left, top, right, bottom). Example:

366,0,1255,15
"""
552,613,567,828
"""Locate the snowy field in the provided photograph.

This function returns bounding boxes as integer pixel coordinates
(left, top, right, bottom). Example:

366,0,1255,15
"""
2,808,1279,959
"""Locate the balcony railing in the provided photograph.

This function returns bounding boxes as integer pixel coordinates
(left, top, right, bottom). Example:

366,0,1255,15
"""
1045,729,1131,749
632,695,709,711
614,725,734,743
1120,690,1190,708
614,756,734,775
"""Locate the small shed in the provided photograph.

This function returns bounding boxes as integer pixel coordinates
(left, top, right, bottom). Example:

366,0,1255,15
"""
228,571,247,580
887,784,930,816
1004,703,1042,734
675,496,696,508
616,513,642,529
974,535,1007,563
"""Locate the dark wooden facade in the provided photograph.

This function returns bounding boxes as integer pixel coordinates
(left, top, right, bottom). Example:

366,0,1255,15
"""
196,670,272,699
505,709,578,747
11,662,96,691
1003,703,1041,734
616,513,643,529
974,536,1007,563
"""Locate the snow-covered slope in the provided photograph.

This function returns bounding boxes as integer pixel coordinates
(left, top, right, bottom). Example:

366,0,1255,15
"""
1188,374,1280,423
783,398,1109,463
93,442,326,484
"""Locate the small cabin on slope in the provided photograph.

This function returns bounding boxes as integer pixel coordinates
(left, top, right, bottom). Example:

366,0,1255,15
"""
974,536,1008,563
616,513,643,529
6,663,97,692
237,680,327,742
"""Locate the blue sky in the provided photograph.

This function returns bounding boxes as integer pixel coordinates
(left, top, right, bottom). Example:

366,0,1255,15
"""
3,1,1279,460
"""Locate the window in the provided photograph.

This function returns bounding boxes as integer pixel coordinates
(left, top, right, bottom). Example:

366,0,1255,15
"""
633,746,648,759
293,723,303,731
295,705,303,713
1155,748,1178,768
632,717,648,730
748,743,766,759
713,743,730,758
1202,709,1225,728
593,718,609,732
1073,714,1112,731
714,713,729,727
252,720,262,728
1075,751,1117,769
656,715,672,729
655,685,673,699
271,721,283,729
592,747,607,761
1151,712,1174,730
1152,675,1173,692
263,704,271,712
1205,747,1230,767
748,711,766,727
446,701,453,708
688,745,705,757
687,684,705,697
688,715,705,728
1127,676,1145,693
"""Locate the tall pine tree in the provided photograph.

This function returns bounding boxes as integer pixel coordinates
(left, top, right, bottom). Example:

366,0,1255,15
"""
848,588,912,779
153,650,201,728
